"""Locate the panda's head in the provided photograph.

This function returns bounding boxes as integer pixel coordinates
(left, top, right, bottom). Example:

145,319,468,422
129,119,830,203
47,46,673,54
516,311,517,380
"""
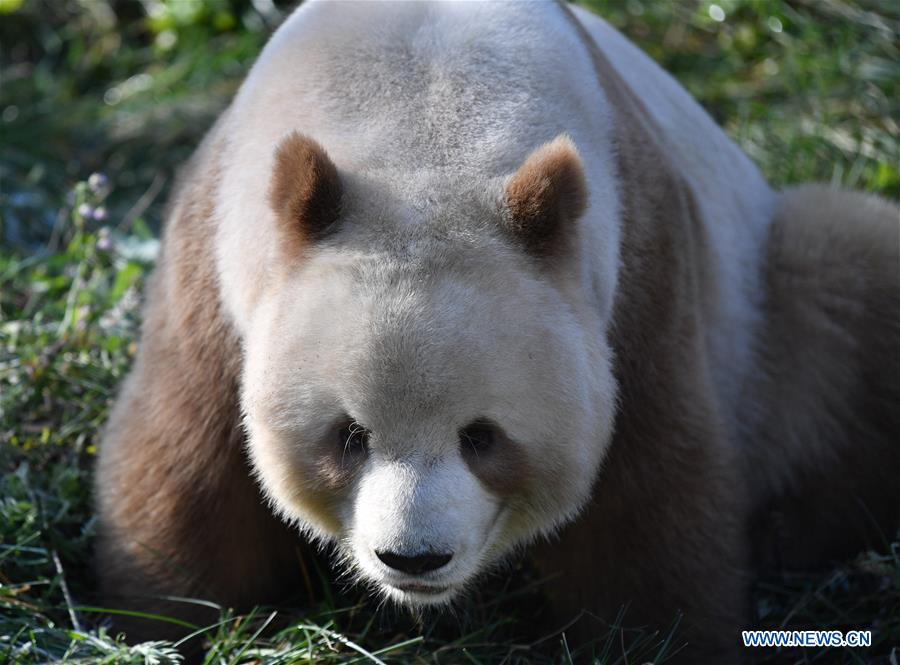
241,133,617,607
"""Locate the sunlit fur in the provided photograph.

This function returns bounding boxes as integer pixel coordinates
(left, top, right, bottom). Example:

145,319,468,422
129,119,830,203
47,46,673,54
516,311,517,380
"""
220,0,624,606
94,1,899,660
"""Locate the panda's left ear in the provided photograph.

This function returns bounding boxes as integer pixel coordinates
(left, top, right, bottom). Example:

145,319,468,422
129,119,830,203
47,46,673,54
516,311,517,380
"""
269,132,343,254
501,135,587,258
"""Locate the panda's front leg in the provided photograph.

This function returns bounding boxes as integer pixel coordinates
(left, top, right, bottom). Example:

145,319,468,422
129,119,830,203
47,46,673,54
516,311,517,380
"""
531,395,749,664
94,183,305,646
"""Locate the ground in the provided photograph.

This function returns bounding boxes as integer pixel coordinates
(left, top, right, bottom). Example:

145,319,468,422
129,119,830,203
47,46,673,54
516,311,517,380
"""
1,0,898,663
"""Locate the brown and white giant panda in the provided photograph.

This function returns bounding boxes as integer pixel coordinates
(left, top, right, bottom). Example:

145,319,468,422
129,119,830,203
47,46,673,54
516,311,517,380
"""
95,1,900,661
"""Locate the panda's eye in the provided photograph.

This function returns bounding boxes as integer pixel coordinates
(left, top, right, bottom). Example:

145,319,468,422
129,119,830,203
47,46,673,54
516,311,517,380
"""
459,420,496,456
337,420,370,455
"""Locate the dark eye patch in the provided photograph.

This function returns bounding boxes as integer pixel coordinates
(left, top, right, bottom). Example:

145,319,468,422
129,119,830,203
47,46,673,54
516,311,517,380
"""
459,420,497,456
337,420,370,458
458,419,533,500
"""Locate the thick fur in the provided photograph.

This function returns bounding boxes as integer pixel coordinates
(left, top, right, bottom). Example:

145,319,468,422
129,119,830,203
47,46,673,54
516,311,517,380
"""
745,186,900,569
502,136,588,258
269,132,343,253
95,1,900,662
94,132,302,640
532,16,747,656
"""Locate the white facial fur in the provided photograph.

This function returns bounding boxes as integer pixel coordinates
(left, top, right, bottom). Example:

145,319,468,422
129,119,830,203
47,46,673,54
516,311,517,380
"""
241,182,617,604
216,0,623,607
351,455,499,605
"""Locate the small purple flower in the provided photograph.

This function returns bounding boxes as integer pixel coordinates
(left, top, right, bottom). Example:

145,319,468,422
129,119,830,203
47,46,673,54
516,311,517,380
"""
96,227,113,252
92,206,108,221
77,203,94,219
88,172,108,194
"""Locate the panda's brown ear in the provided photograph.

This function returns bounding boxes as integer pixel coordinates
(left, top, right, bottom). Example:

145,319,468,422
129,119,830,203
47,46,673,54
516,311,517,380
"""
269,132,342,254
502,135,587,257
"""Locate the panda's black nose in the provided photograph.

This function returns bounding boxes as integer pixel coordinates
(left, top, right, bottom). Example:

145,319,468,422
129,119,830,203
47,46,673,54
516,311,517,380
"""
376,550,453,575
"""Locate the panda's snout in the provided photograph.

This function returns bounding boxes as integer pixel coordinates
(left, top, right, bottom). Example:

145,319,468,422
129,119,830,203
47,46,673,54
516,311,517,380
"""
375,549,453,575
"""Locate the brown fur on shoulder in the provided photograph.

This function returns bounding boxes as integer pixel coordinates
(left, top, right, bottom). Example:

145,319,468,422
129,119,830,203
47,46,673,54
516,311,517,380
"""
503,135,588,258
269,131,342,256
535,8,747,663
94,134,304,643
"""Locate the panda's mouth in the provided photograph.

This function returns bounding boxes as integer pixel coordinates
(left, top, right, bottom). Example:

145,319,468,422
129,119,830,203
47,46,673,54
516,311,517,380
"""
383,580,458,606
393,582,449,595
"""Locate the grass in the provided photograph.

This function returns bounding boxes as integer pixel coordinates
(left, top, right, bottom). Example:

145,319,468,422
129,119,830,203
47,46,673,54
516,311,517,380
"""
1,0,898,663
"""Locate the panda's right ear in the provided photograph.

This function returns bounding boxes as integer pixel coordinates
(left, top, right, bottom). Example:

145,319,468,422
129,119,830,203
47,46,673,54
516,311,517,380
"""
501,135,587,259
269,132,343,254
